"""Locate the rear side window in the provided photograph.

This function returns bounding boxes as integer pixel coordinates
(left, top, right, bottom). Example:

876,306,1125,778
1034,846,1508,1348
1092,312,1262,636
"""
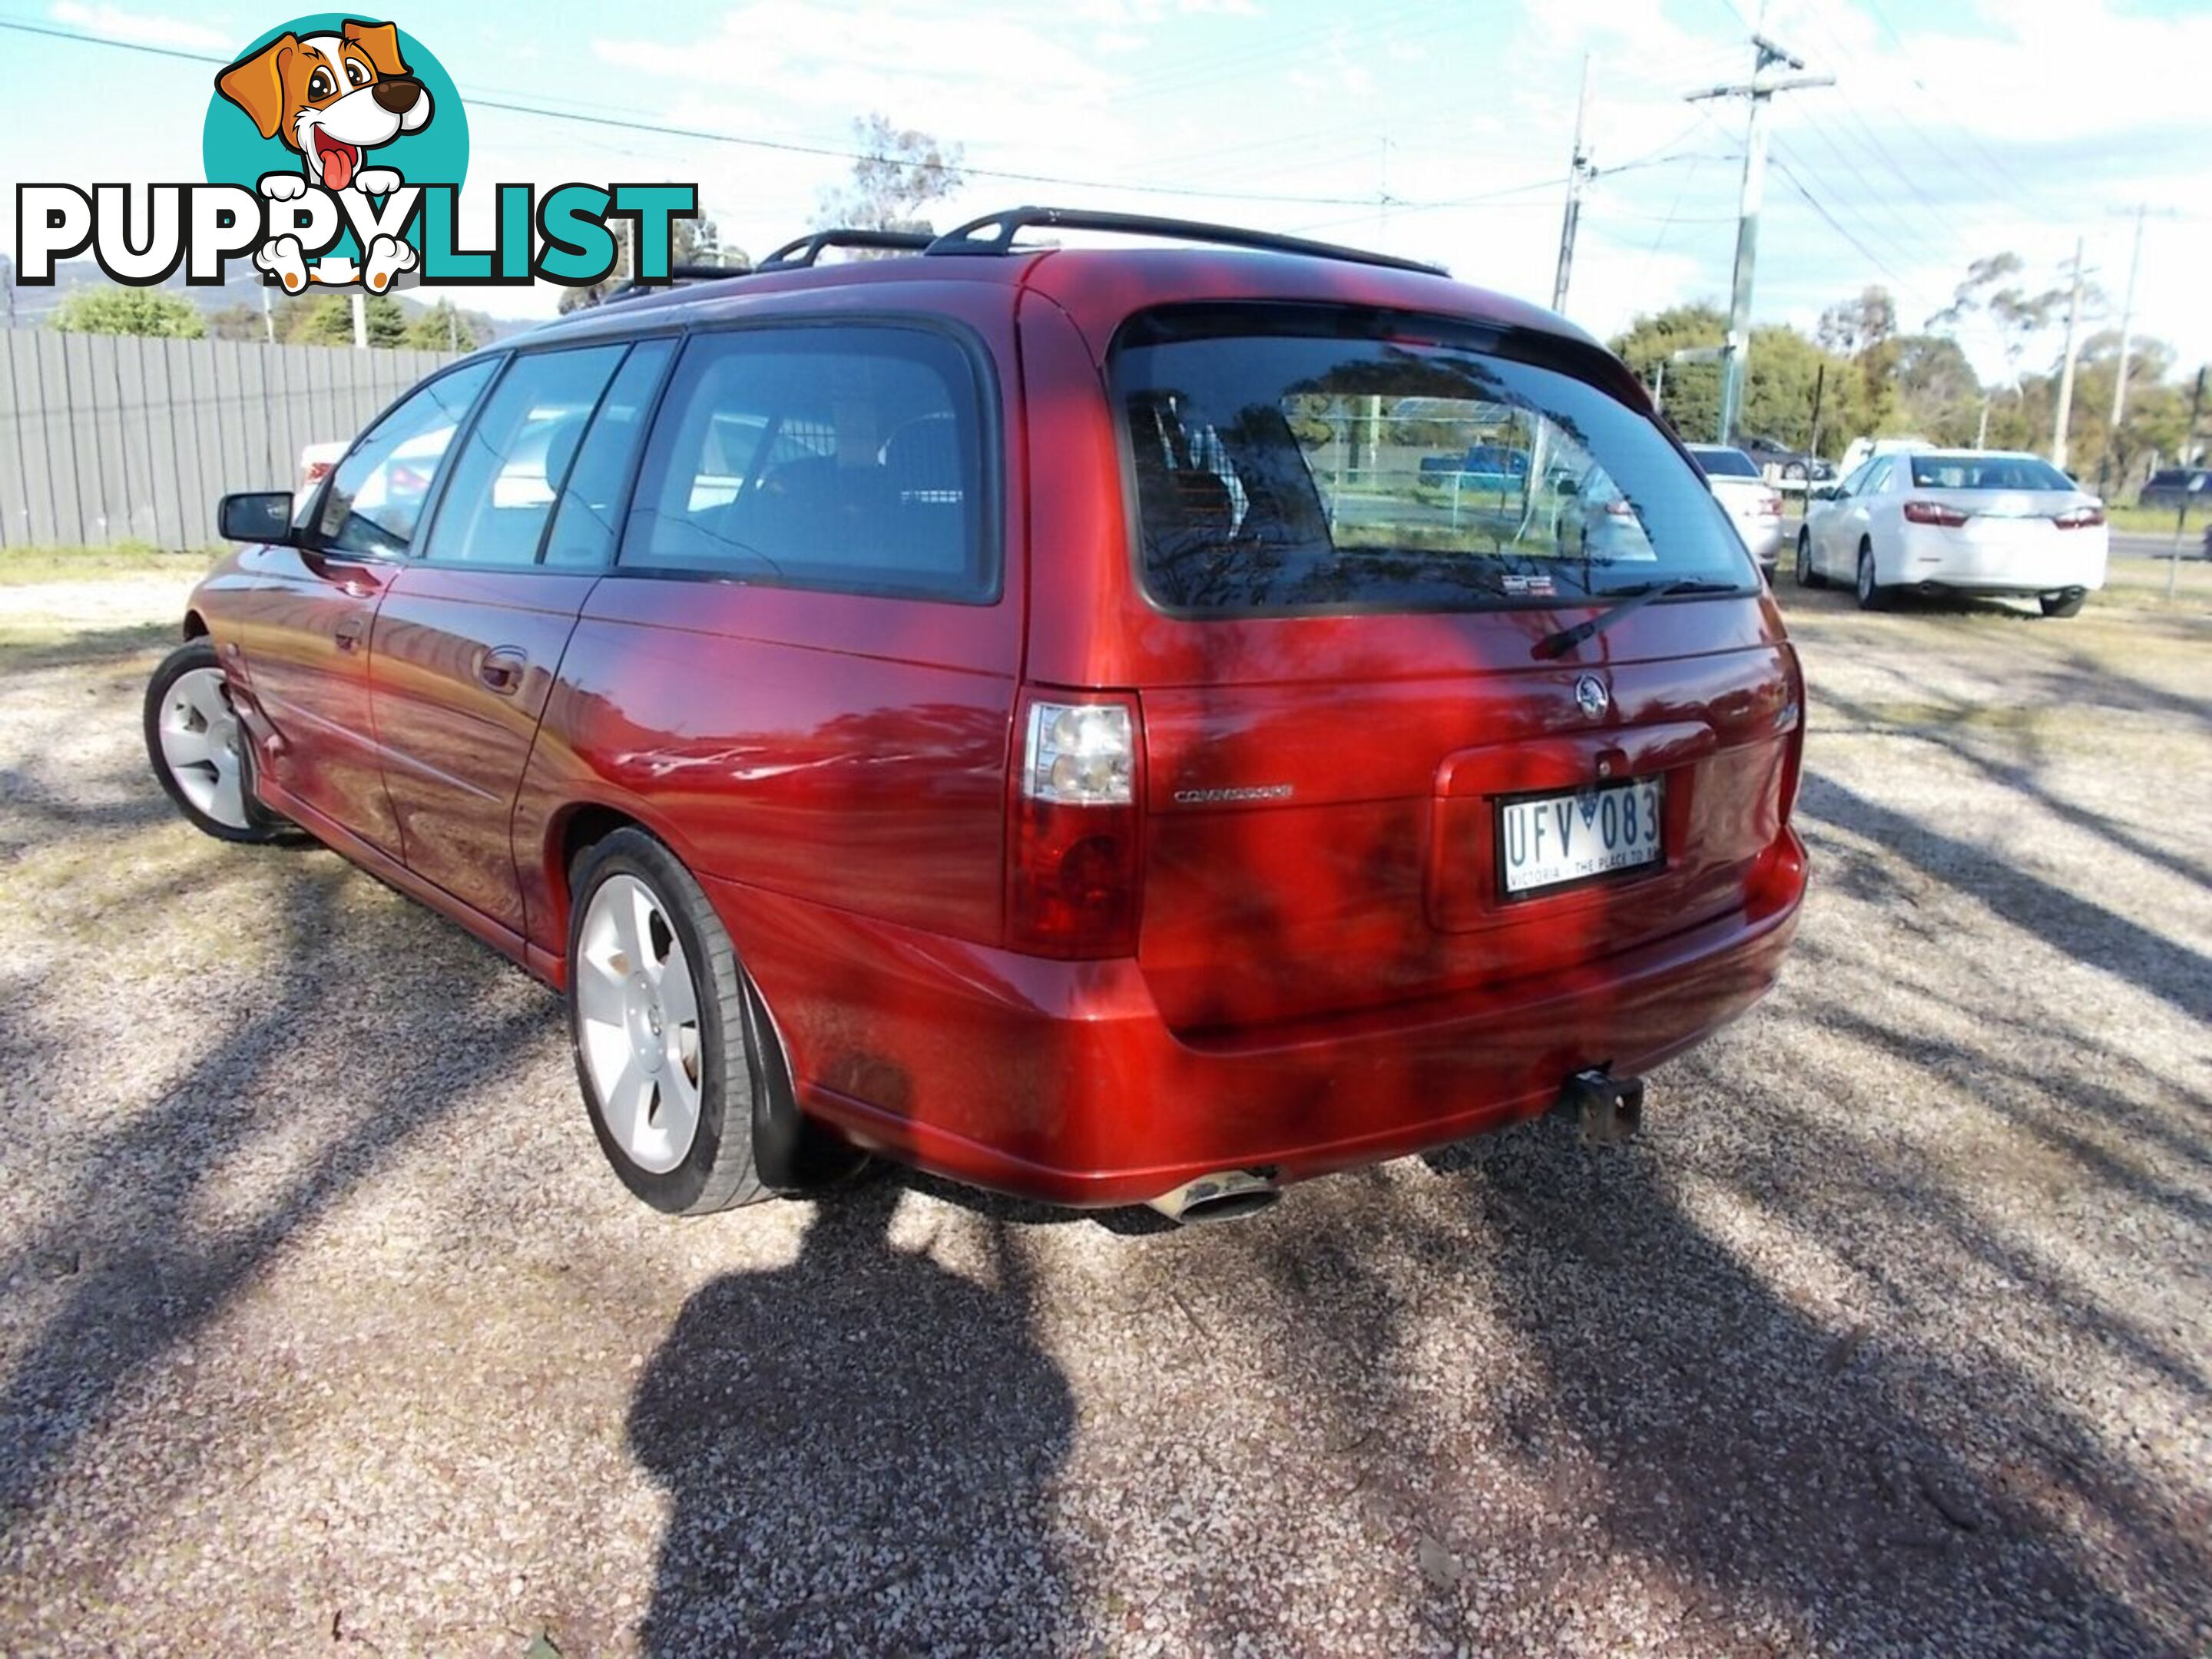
544,338,675,568
621,325,992,601
421,345,628,567
317,359,497,556
1111,306,1751,615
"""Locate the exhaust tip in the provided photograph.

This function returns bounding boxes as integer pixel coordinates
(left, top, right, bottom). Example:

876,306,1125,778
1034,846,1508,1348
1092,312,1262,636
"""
1145,1168,1280,1225
1556,1066,1645,1145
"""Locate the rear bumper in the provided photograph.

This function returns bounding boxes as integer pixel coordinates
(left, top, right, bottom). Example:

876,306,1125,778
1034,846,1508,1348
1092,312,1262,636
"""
711,832,1806,1207
1739,520,1786,564
1896,524,2108,592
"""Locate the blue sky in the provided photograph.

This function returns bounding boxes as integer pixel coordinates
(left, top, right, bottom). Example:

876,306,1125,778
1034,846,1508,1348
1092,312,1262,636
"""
4,0,2208,384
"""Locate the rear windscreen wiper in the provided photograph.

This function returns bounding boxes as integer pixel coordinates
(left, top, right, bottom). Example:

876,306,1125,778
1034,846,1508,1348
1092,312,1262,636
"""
1534,578,1739,660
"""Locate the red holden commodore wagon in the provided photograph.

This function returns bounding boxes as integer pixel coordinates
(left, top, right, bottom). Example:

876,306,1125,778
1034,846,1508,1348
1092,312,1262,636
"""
147,208,1806,1223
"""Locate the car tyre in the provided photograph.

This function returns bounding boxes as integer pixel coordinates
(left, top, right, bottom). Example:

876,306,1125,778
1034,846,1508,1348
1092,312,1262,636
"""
1854,541,1886,611
144,638,290,843
1795,530,1825,588
2039,591,2086,618
567,828,861,1214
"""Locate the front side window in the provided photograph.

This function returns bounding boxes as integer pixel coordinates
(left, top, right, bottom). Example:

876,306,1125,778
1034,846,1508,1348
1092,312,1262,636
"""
622,325,991,601
420,345,629,567
1111,306,1752,616
317,359,497,556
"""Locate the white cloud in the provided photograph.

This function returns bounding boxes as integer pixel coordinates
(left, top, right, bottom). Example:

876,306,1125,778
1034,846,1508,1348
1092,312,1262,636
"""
48,0,232,54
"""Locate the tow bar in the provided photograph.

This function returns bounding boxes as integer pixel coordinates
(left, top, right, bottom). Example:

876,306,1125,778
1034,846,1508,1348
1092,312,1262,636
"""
1556,1067,1645,1146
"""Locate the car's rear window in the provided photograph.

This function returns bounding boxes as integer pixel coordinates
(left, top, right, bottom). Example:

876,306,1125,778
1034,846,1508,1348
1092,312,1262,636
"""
1111,305,1752,615
1908,455,2075,491
1690,446,1762,478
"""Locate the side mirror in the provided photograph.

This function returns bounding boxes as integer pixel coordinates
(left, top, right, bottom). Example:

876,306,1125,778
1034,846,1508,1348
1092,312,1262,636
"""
1556,475,1581,498
217,491,298,545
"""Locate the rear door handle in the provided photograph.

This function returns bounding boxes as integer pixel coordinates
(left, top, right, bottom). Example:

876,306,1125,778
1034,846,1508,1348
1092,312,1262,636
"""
477,646,528,695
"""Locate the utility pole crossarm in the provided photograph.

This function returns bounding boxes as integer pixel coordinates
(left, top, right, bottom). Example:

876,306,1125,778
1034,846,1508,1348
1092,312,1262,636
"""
1687,73,1836,101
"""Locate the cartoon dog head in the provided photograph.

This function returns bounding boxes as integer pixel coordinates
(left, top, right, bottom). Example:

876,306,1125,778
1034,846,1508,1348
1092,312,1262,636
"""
216,19,432,192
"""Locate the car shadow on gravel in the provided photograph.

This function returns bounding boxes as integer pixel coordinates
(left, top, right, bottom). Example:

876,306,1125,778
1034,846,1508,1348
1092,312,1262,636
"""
1399,1116,2199,1654
0,857,556,1555
1798,771,2210,1025
627,1181,1080,1655
0,622,174,675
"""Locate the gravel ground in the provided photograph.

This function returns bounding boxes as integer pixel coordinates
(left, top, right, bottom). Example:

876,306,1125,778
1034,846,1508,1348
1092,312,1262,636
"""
1,573,2206,1657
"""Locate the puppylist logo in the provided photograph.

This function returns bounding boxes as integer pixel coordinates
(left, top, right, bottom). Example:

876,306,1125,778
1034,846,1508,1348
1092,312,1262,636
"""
14,15,697,297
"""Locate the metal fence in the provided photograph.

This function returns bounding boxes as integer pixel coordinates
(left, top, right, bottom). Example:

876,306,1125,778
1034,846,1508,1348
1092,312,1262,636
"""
0,333,459,550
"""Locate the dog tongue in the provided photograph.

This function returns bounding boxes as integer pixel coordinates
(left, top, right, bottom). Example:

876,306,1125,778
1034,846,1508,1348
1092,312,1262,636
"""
322,144,355,190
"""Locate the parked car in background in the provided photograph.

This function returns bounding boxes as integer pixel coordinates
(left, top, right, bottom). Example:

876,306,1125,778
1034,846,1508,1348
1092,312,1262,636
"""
1686,443,1785,577
297,439,346,508
1419,442,1531,481
144,207,1806,1227
1836,435,1930,479
1797,447,2107,615
1738,434,1834,485
2137,467,2211,512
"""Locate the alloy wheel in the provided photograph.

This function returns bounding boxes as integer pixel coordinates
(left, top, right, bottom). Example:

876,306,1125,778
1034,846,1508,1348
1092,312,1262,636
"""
157,666,250,830
575,873,704,1174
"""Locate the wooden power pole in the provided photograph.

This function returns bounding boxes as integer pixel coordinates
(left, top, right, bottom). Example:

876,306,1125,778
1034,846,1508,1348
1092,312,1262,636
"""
1687,35,1833,444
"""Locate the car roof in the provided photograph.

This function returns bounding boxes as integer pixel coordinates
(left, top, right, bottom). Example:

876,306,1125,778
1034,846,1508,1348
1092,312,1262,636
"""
516,241,1603,360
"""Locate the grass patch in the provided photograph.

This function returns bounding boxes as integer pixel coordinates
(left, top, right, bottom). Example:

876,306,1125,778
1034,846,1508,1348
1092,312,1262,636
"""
0,543,221,585
2104,504,2208,535
2099,559,2212,612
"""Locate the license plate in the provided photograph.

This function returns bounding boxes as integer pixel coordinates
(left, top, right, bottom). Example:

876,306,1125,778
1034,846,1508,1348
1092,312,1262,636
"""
1498,777,1664,896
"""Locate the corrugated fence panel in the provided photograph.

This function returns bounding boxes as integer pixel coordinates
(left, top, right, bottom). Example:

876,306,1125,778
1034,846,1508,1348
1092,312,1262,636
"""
0,333,460,550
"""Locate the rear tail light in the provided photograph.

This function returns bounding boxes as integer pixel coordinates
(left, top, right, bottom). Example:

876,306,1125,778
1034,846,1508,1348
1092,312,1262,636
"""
303,461,333,485
1902,499,1970,528
2053,504,2106,528
1757,492,1783,518
1008,694,1143,958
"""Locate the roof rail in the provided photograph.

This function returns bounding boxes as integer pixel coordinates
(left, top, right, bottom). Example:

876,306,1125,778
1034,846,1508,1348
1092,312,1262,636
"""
757,228,936,270
598,261,753,306
925,205,1448,276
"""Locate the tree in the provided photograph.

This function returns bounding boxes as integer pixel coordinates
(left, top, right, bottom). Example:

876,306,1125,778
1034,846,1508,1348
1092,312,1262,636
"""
48,287,205,338
816,114,965,234
1611,303,1727,442
404,298,478,352
1886,334,1982,446
558,214,745,313
286,293,407,347
1926,252,2087,393
1816,286,1896,358
204,301,267,341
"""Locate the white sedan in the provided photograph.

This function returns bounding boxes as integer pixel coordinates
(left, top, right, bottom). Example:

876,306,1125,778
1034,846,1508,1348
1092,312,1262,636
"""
1686,444,1785,575
1796,449,2107,616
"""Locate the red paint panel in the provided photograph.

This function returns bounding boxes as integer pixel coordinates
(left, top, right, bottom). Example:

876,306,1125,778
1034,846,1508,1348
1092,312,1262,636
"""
369,566,599,932
214,543,403,854
713,860,1803,1208
515,575,1021,955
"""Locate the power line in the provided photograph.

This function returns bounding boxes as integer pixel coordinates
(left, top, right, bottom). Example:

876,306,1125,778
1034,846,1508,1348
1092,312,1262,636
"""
1765,146,1949,319
0,16,1468,210
1853,0,2048,217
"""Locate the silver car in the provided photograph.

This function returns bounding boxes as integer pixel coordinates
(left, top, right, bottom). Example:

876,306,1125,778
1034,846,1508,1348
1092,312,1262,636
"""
1687,444,1784,575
